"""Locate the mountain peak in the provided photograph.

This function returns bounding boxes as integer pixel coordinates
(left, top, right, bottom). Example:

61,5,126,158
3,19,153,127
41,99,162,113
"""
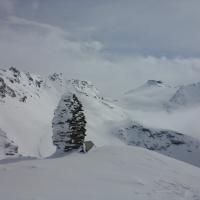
169,81,200,107
124,79,171,95
68,79,101,99
49,73,63,82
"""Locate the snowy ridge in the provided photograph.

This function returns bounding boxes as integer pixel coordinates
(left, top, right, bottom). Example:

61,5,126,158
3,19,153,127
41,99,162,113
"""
120,79,200,112
124,80,172,95
67,79,101,99
0,67,43,102
114,121,200,167
75,87,200,167
0,129,19,159
0,67,200,200
119,80,177,111
169,82,200,109
0,68,70,158
0,67,103,158
0,67,200,168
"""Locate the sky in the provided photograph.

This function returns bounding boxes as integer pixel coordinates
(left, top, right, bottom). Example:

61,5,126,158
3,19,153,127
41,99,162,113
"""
0,0,200,96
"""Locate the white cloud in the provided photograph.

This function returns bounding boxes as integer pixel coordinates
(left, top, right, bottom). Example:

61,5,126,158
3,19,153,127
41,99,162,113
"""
0,12,200,138
0,1,200,143
0,16,200,97
131,106,200,140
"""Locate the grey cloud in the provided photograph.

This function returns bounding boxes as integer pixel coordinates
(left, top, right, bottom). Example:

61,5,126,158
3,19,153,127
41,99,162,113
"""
0,16,200,97
12,0,200,57
0,1,200,97
0,0,15,18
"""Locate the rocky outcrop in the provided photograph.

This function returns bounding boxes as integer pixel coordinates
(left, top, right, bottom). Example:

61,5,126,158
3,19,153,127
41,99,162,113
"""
0,67,44,102
8,67,21,84
0,77,16,98
115,121,200,167
0,129,19,159
83,141,95,152
52,93,86,152
169,82,200,107
68,79,101,99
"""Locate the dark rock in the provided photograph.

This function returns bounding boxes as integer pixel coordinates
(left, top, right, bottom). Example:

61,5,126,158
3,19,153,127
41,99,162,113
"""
0,77,16,98
20,96,27,102
82,141,94,152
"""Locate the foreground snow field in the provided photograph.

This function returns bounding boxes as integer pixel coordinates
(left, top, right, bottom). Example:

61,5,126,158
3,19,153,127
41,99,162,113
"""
0,146,200,200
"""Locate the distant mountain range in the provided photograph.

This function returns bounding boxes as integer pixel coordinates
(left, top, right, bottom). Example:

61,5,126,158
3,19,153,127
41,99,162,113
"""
119,79,200,111
0,67,200,167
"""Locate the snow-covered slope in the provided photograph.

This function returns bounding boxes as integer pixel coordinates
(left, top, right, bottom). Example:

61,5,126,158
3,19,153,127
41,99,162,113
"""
73,89,200,167
117,80,200,143
0,67,124,158
114,121,200,167
169,82,200,109
119,80,177,111
0,146,200,200
119,79,200,112
0,68,64,158
1,67,200,167
1,68,200,199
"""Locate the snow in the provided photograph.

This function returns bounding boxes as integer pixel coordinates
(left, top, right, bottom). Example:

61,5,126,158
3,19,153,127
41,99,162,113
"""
113,121,200,167
0,146,200,200
1,68,200,167
0,129,19,159
0,68,126,157
169,82,200,109
119,80,177,111
1,68,200,199
77,93,127,146
0,69,62,157
117,79,200,140
0,88,57,157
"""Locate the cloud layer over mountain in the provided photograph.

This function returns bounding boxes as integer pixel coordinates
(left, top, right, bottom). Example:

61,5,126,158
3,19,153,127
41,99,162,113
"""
0,0,200,96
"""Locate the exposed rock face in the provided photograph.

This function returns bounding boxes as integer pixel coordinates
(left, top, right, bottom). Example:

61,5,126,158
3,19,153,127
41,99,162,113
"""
146,80,163,86
115,122,200,167
0,77,16,98
68,79,101,99
0,67,44,102
117,122,186,151
8,67,21,83
52,93,86,152
83,141,95,152
0,129,19,159
49,73,63,86
0,77,6,98
169,82,200,107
